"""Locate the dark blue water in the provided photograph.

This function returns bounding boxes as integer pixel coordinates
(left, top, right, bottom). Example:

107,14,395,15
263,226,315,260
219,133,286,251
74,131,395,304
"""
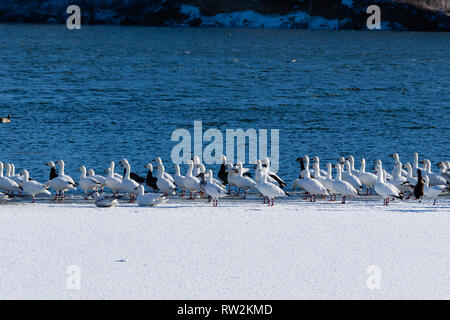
0,24,449,186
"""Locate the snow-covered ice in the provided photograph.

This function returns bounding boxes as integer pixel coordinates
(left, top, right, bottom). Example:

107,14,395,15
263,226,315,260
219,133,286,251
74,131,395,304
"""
0,194,449,299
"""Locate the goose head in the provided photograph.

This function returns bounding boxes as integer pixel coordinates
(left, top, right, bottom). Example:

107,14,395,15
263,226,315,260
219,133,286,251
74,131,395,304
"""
192,155,200,164
20,169,30,181
145,163,153,172
220,155,227,164
88,169,95,176
338,156,345,165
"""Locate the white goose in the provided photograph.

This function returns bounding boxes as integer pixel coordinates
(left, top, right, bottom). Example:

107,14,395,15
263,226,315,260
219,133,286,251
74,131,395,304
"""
255,163,286,206
87,169,107,188
333,164,358,204
412,152,424,177
105,162,123,194
173,164,187,197
322,163,338,201
295,156,328,202
403,163,418,186
346,156,360,175
119,160,141,201
437,162,450,183
21,169,51,203
388,161,408,190
356,158,377,195
78,166,101,199
183,160,201,199
155,163,177,195
423,175,449,205
422,159,448,186
153,157,175,183
390,153,407,176
230,162,256,199
135,185,168,206
46,174,77,201
56,160,76,185
0,162,21,195
203,169,228,206
373,164,403,205
261,158,287,188
341,160,363,191
7,163,24,187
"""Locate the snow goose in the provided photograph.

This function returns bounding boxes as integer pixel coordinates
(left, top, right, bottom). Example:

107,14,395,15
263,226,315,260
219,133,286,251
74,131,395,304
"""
341,160,363,191
153,157,175,183
173,164,186,197
78,166,101,199
423,175,449,205
261,158,286,188
404,163,418,186
255,163,287,206
87,169,107,189
388,161,408,190
346,156,360,175
105,164,123,195
155,163,177,196
7,163,24,187
412,153,424,177
45,175,77,201
183,160,201,199
135,185,167,207
437,162,450,183
295,156,328,202
0,162,21,195
373,164,403,205
390,153,407,176
374,160,393,180
93,192,121,207
197,163,224,188
119,160,141,201
322,163,338,201
422,159,448,186
357,158,377,195
192,155,202,177
144,163,158,192
231,162,256,199
56,160,76,185
202,169,228,206
333,164,358,204
21,169,51,203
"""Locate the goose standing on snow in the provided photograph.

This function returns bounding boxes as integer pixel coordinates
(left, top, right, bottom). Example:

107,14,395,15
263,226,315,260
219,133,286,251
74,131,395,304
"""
183,160,201,199
153,157,175,183
295,156,328,202
295,157,307,179
78,166,102,199
155,162,177,196
218,155,229,186
332,164,358,204
173,164,186,197
93,192,121,207
413,169,425,201
46,174,77,201
231,162,256,199
346,156,360,176
437,162,450,183
421,159,448,186
322,163,338,201
341,160,363,192
202,169,228,206
21,169,51,203
255,162,287,206
118,160,141,202
7,163,24,187
0,162,21,196
105,162,123,195
56,160,76,185
423,175,449,205
390,153,407,176
261,158,287,188
357,158,377,195
373,164,403,206
412,153,424,177
87,169,106,190
135,185,167,207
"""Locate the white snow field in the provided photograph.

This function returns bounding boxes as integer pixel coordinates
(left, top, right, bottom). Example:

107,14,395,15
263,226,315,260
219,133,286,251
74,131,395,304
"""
0,193,449,300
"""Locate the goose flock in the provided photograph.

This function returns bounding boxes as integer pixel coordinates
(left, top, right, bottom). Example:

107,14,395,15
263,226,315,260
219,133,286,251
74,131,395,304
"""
0,152,449,207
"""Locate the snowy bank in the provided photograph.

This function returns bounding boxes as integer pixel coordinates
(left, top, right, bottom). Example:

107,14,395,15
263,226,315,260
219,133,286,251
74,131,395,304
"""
1,194,449,299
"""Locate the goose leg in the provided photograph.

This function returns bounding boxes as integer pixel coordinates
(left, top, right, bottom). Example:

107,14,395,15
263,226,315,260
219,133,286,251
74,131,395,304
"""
32,196,35,203
271,198,274,206
433,198,436,206
342,196,346,204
